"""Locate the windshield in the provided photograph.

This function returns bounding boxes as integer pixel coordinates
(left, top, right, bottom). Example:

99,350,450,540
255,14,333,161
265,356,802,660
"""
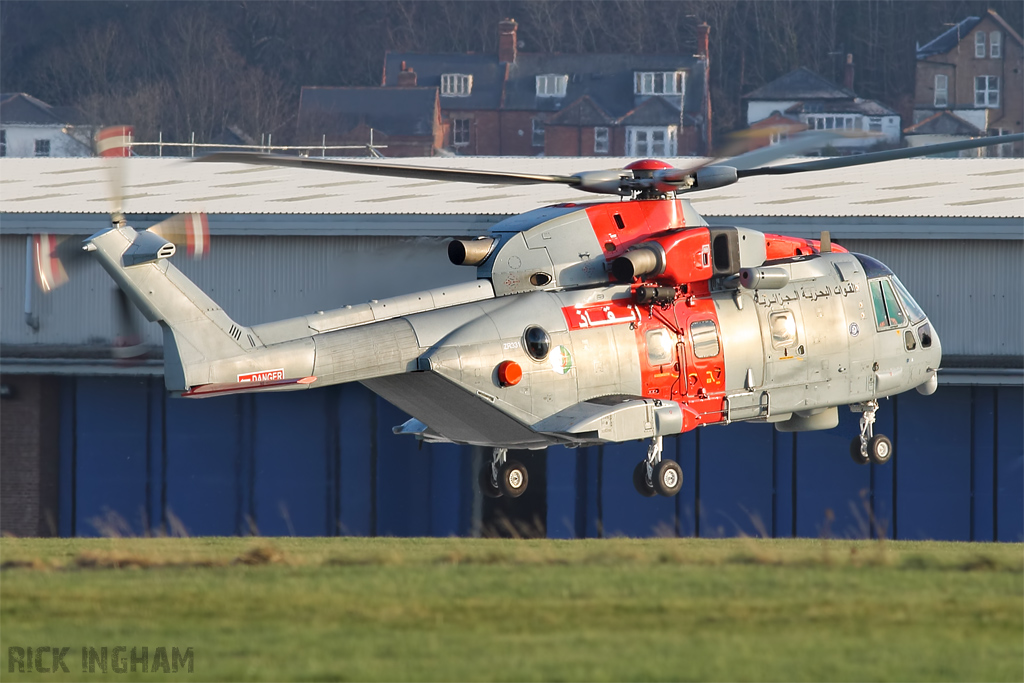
890,276,927,324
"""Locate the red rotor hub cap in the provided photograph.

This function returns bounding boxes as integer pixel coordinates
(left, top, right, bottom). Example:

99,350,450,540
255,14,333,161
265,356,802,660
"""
625,159,674,172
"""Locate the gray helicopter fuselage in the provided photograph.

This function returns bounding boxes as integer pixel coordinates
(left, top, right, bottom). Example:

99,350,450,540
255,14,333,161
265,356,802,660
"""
86,198,940,450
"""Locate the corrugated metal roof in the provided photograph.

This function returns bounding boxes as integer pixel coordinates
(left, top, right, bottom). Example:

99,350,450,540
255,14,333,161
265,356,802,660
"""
0,156,1021,219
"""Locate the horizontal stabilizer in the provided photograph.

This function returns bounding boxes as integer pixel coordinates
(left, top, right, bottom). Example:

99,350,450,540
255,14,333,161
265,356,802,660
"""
181,375,317,398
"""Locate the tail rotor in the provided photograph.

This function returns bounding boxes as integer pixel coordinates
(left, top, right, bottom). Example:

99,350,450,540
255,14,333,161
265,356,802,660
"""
31,126,211,357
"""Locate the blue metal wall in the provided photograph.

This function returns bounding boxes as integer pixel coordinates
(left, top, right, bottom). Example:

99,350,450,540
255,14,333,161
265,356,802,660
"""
57,377,1023,541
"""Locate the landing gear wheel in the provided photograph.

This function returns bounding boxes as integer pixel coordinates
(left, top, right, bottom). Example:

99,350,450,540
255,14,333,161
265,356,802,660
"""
868,435,893,465
478,466,502,498
652,460,683,497
498,460,529,498
632,461,657,498
849,437,869,465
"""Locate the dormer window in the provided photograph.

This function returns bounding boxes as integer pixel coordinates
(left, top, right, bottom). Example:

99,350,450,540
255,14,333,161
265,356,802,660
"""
536,74,568,98
635,71,685,96
934,74,948,107
441,74,472,97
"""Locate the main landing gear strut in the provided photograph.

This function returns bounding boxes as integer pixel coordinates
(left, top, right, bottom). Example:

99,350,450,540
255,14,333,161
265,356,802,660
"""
478,448,529,499
632,436,683,498
849,400,893,466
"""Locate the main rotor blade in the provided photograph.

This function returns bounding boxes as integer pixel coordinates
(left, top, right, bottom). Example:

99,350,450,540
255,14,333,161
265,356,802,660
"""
739,133,1024,177
714,130,842,172
196,152,582,187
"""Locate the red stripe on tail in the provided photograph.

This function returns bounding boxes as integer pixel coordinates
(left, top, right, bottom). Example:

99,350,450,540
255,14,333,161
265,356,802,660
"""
33,234,68,291
95,126,134,157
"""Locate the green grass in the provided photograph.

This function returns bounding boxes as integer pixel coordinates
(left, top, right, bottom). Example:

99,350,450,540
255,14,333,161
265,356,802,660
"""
2,537,1022,682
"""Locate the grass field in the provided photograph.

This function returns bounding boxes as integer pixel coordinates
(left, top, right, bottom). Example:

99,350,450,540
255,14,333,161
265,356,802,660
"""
1,536,1022,682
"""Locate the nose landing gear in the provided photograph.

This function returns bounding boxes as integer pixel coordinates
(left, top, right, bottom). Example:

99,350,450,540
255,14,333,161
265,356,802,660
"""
478,447,529,498
632,436,683,497
850,400,893,465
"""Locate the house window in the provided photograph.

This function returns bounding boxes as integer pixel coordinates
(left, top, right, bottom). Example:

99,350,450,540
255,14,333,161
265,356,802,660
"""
452,118,470,147
626,126,677,156
768,131,788,145
634,71,685,96
440,74,472,97
934,74,948,107
0,130,5,157
804,115,858,130
34,139,50,157
594,127,609,154
990,31,1001,58
975,76,999,107
532,118,545,147
535,74,567,98
988,128,1014,157
868,117,883,133
975,31,986,58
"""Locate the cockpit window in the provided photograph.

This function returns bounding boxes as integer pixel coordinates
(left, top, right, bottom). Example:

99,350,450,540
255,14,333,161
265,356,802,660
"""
869,278,907,330
891,276,927,324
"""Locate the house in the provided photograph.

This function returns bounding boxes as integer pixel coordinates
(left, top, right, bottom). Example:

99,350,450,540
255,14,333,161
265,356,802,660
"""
294,86,444,157
0,93,94,157
382,19,711,157
743,60,901,151
912,9,1022,156
903,111,987,155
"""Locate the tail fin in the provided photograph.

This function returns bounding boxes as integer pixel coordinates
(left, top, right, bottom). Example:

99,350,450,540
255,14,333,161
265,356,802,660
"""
86,224,260,390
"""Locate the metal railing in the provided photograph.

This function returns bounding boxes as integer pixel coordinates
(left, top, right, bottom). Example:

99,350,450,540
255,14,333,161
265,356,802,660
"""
130,131,387,158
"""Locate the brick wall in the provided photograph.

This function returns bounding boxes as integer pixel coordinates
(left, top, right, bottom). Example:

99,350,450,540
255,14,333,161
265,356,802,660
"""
0,375,60,536
499,111,545,156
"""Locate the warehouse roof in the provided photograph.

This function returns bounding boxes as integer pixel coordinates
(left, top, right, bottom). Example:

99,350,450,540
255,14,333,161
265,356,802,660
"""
1,156,1020,222
1,155,1021,240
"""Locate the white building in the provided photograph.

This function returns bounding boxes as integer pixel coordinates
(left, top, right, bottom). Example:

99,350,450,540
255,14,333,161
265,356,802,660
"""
744,66,901,150
0,93,94,158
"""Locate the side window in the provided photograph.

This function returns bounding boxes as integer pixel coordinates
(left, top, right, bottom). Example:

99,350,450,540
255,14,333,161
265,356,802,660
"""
690,320,720,359
880,280,907,327
646,328,674,365
769,311,797,349
870,280,889,329
870,279,908,330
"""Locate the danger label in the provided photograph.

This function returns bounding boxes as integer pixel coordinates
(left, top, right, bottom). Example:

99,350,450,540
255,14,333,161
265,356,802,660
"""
238,369,284,383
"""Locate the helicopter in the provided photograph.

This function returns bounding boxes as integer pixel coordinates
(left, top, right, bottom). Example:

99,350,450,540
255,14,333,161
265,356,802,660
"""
76,128,1023,500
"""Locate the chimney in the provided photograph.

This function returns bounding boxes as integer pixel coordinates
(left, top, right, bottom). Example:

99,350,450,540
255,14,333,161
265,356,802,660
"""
397,61,417,87
498,18,518,63
696,22,710,59
843,53,854,92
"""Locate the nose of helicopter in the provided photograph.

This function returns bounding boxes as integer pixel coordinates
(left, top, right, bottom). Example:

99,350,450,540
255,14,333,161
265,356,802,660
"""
914,318,941,395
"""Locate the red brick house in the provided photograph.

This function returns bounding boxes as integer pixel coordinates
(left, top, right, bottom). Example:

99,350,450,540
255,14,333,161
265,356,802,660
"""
382,19,712,157
295,86,444,157
913,9,1022,156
